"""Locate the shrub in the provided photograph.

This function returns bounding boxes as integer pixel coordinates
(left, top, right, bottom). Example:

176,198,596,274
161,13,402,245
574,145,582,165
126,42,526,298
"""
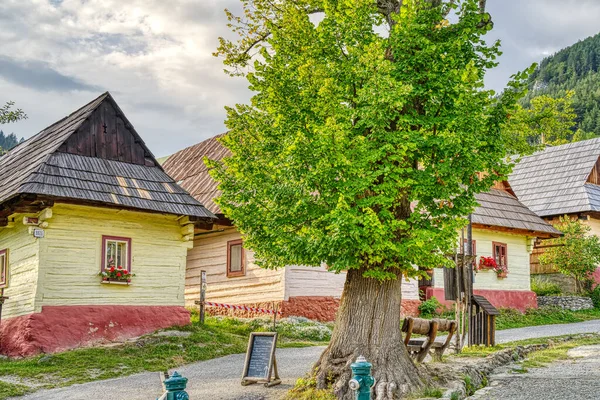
589,285,600,309
418,296,443,318
531,277,562,296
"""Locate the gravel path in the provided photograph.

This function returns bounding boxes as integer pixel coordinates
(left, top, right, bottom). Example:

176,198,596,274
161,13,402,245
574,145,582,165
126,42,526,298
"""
10,319,600,400
468,344,600,399
10,346,325,400
495,319,600,343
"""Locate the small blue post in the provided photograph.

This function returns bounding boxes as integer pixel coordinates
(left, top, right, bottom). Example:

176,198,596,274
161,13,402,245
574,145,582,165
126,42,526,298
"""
164,372,189,400
349,356,375,400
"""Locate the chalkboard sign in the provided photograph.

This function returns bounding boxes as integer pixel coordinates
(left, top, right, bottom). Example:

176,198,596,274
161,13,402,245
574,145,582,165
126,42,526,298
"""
241,332,281,387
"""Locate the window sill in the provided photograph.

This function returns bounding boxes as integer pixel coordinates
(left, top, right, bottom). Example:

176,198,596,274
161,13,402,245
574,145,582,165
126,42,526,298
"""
101,280,131,286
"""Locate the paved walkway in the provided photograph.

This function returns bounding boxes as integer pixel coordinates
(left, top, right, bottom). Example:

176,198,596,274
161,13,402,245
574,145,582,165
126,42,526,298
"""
468,344,600,399
10,319,600,400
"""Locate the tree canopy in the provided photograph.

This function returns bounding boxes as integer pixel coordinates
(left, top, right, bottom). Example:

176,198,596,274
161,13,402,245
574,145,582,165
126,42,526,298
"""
539,216,600,293
212,0,527,280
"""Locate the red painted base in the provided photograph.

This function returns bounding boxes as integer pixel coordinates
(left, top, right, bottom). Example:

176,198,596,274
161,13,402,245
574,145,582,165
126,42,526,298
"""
0,305,190,357
206,297,421,322
425,287,537,312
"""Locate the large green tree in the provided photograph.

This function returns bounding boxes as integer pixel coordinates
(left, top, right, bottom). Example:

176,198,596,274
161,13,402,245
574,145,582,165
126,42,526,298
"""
539,217,600,294
213,1,526,397
503,91,577,153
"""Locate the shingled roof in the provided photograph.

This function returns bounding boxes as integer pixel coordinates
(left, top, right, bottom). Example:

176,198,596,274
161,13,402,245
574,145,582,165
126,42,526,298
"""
510,138,600,217
163,134,228,215
472,189,560,237
164,134,559,237
0,92,215,221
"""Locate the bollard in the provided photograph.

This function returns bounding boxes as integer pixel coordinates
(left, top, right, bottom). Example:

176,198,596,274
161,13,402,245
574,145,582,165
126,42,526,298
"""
163,371,189,400
348,355,375,400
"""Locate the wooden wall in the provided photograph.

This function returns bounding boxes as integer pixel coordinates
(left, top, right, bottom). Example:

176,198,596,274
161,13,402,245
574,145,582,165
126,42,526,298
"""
0,217,40,318
185,229,285,307
58,98,154,166
284,266,419,300
36,203,188,310
433,229,532,291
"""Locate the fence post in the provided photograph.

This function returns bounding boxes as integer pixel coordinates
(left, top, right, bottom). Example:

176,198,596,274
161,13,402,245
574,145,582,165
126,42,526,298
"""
348,356,374,400
200,270,206,324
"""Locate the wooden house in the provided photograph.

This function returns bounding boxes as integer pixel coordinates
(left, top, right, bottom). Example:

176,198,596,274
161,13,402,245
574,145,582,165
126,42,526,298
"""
510,138,600,287
0,93,215,356
163,135,423,322
424,188,561,311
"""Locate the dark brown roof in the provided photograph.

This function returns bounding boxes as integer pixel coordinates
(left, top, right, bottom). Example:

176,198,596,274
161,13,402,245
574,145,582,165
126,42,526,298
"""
0,93,215,220
472,295,500,315
162,134,229,215
473,189,561,237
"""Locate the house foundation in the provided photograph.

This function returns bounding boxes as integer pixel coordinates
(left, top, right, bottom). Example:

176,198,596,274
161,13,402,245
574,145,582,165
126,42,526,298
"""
0,305,190,357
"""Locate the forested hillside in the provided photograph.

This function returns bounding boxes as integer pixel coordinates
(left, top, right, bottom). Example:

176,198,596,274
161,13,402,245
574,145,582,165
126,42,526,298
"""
0,130,24,155
522,32,600,137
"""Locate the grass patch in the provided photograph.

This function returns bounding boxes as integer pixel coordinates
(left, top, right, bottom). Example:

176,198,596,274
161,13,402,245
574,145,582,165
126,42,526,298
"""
0,313,329,400
284,377,336,400
495,307,600,330
408,386,444,399
519,335,600,369
0,381,31,398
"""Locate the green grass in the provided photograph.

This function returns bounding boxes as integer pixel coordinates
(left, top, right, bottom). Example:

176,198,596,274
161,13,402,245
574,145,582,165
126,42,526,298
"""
496,307,600,330
0,314,329,400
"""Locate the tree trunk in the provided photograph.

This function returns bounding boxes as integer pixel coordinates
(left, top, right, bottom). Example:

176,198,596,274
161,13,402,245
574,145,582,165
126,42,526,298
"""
313,267,424,399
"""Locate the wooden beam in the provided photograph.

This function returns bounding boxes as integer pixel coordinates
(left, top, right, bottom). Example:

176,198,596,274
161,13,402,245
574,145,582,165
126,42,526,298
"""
471,223,559,239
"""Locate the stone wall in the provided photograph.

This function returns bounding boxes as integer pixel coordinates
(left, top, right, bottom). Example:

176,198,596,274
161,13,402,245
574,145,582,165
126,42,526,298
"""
537,296,594,311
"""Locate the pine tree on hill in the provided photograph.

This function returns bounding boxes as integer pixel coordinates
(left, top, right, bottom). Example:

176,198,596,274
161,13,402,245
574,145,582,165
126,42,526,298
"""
522,32,600,139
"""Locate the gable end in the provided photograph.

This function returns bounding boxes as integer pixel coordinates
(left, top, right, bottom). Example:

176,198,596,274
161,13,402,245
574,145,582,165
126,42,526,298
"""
57,97,156,167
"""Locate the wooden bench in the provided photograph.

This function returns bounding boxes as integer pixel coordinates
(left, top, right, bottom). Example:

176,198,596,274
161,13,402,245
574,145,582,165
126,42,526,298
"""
402,317,457,362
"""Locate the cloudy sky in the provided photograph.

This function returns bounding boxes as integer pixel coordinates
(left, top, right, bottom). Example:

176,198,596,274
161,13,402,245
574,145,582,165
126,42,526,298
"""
0,0,599,158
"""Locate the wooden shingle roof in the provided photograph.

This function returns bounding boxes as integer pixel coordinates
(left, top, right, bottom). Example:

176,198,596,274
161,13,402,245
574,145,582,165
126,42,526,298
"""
472,189,560,237
162,134,229,215
0,93,215,221
510,138,600,217
164,134,559,237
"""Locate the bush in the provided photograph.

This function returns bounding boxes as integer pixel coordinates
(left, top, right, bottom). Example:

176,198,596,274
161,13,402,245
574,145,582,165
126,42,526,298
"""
531,277,562,296
418,296,443,318
589,285,600,309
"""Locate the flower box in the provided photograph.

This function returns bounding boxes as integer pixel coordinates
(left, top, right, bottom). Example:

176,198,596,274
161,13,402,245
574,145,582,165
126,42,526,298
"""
101,279,131,286
99,265,134,285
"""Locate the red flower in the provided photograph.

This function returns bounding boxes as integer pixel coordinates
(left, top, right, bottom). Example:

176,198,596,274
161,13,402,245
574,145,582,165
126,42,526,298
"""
110,267,115,272
117,265,122,269
116,272,122,277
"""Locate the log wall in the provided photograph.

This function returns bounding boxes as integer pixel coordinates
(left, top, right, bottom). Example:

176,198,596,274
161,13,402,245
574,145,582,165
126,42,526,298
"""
37,203,188,310
0,216,40,318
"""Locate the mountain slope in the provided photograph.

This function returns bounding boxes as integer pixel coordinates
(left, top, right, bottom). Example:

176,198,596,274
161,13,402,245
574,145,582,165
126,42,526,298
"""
522,32,600,137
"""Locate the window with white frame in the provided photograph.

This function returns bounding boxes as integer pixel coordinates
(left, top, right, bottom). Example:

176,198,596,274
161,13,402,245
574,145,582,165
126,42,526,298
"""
102,236,131,272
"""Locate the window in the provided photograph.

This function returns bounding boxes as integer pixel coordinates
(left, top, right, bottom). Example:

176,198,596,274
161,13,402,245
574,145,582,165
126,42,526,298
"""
227,239,245,277
493,242,507,268
102,236,132,272
0,249,7,288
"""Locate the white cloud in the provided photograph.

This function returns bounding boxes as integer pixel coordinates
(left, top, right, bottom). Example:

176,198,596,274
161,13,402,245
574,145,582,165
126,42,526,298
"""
0,0,598,155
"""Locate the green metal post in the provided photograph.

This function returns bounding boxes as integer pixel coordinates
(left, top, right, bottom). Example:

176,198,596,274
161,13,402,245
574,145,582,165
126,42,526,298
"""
164,372,189,400
349,356,375,400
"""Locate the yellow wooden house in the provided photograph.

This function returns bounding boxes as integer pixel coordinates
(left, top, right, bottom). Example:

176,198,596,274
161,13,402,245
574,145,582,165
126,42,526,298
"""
0,93,215,356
